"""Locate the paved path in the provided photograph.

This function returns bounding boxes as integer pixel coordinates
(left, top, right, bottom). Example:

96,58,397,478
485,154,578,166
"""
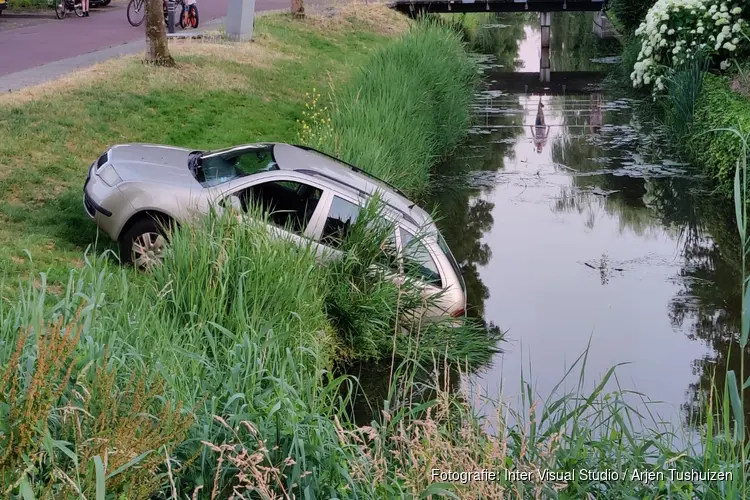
0,0,294,78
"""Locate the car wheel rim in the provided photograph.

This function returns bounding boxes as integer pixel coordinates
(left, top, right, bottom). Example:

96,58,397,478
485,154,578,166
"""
132,232,166,270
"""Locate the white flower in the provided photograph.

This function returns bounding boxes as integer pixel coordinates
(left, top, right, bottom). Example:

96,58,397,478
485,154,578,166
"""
723,42,737,51
720,60,730,70
731,7,742,15
697,26,705,34
668,28,675,35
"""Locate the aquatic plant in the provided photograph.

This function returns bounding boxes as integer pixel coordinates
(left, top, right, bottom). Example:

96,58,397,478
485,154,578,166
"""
631,0,747,93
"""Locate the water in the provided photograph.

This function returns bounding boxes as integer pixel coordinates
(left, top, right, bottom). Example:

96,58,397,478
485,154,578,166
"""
424,16,747,434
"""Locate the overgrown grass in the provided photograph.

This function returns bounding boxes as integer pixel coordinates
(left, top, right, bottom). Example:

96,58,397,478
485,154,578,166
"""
689,72,750,199
0,10,500,497
661,52,710,143
308,20,478,196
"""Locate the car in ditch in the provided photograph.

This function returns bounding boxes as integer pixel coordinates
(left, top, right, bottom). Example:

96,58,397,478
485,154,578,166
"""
82,142,467,319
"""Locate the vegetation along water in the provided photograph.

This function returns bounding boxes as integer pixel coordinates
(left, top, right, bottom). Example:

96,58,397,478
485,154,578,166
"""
2,1,750,498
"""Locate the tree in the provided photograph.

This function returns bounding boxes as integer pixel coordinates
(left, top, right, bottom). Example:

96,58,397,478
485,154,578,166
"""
291,0,304,18
145,0,175,66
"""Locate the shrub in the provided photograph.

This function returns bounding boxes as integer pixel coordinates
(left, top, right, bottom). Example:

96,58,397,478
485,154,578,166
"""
689,72,750,197
609,0,655,34
631,0,747,93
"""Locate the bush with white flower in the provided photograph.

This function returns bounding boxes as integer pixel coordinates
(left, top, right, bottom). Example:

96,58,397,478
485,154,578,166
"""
630,0,747,93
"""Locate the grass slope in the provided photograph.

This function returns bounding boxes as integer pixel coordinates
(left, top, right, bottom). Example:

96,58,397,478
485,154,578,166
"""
0,9,405,289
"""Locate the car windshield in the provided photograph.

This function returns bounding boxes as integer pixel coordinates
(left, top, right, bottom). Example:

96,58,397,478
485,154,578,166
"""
191,144,279,187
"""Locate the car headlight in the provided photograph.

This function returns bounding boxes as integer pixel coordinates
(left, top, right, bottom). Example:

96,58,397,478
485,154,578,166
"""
98,164,122,186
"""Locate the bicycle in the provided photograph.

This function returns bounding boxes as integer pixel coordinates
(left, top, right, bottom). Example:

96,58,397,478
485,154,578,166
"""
54,0,84,19
178,0,198,29
126,0,145,26
127,0,197,28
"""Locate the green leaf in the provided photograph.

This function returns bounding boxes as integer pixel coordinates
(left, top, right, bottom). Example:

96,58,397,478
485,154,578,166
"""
419,482,459,499
94,456,106,500
726,371,745,443
268,400,282,419
106,450,152,480
19,477,36,500
50,438,78,465
734,161,744,241
743,375,750,390
743,279,750,348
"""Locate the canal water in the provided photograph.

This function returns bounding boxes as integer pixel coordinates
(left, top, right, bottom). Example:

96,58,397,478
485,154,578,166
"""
425,14,746,434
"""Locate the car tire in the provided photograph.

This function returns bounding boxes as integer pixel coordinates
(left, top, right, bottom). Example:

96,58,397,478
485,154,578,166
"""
119,217,170,270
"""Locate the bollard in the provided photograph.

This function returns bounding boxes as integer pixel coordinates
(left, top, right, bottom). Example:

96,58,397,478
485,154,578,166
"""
167,0,176,34
226,0,255,41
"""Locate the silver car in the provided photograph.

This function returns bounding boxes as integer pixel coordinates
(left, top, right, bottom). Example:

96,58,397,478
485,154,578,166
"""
83,142,467,319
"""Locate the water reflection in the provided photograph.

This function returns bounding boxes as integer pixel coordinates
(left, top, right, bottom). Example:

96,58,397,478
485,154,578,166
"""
531,98,551,154
350,13,750,434
428,13,749,434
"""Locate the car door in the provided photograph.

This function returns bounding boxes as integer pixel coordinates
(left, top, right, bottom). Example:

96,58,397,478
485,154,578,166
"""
216,172,330,247
306,192,401,273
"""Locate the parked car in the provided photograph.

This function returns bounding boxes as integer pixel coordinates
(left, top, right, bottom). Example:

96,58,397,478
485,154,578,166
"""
83,142,467,319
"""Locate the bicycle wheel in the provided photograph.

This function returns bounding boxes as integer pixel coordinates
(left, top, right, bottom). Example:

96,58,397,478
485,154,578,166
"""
55,0,67,19
73,1,84,17
127,0,145,26
189,5,198,28
178,4,188,29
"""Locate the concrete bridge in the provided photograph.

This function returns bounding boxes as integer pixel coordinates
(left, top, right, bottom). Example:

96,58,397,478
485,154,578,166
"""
389,0,607,15
389,1,615,84
488,71,607,95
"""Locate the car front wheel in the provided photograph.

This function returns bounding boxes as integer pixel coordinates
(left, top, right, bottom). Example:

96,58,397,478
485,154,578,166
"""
119,217,169,270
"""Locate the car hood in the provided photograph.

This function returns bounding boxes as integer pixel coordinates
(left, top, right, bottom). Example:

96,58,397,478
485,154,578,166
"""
108,144,200,187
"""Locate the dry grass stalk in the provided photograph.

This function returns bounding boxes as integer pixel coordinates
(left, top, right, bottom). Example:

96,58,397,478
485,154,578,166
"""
0,306,197,497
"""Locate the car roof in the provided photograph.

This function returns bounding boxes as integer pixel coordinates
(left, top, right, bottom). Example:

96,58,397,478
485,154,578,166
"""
271,143,433,228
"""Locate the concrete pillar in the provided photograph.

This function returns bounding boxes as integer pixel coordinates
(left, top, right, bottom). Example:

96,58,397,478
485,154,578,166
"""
226,0,255,41
167,0,176,34
540,12,551,47
540,12,550,82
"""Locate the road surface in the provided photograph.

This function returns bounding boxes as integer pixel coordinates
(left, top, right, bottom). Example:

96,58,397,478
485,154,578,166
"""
0,0,298,78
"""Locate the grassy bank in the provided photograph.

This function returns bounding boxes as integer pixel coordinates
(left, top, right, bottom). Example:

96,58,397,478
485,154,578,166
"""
0,7,408,289
689,71,750,198
0,7,500,498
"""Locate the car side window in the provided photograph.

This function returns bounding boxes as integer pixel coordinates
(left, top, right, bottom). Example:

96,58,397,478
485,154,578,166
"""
399,228,442,287
237,180,322,235
320,196,361,248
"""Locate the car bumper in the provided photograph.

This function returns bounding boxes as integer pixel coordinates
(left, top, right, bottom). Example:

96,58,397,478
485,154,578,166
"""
83,165,126,240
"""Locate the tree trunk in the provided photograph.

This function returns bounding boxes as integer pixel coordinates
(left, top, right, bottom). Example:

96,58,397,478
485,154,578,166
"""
145,0,175,66
291,0,304,18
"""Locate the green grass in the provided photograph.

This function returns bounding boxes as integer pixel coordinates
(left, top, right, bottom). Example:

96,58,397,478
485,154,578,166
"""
5,8,750,499
309,20,479,196
688,73,750,199
0,10,500,497
7,0,49,10
0,12,397,290
661,52,710,144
